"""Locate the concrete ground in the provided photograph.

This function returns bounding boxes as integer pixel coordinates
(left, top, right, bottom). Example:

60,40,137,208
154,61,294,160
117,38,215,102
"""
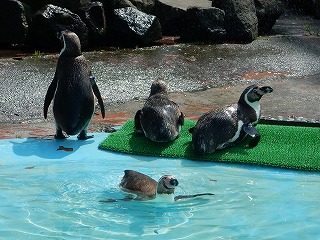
0,10,319,139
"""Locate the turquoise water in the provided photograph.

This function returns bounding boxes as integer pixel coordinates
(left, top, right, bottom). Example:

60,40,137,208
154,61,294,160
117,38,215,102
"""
0,133,319,239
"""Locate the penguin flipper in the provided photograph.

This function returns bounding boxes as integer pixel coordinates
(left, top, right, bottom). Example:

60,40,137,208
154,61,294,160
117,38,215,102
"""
174,193,215,201
90,73,105,119
43,75,58,119
134,110,144,135
77,130,94,140
178,112,185,126
243,123,261,148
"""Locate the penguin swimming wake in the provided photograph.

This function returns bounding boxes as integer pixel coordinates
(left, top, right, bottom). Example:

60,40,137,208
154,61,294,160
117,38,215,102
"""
43,31,105,140
101,170,214,203
134,79,184,142
189,85,273,155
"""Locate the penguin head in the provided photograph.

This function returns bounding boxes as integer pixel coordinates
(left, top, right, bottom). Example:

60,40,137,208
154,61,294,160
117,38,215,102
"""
58,31,82,57
241,85,273,103
149,79,168,97
156,175,178,194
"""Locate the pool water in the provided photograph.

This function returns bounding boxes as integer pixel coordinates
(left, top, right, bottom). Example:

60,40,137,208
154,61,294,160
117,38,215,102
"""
0,133,319,239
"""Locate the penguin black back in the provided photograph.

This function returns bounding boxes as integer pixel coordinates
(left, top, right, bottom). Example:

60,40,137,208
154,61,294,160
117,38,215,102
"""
190,85,273,154
43,31,105,140
134,79,184,142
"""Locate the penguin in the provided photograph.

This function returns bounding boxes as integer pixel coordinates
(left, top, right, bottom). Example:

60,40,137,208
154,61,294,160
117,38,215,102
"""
134,79,184,142
119,170,178,202
114,170,214,202
43,31,105,140
189,85,273,155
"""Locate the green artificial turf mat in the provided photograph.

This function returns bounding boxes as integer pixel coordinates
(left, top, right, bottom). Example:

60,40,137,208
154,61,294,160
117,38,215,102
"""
99,119,320,171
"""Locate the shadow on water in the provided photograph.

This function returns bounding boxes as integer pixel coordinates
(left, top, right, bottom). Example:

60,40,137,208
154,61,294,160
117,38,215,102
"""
10,137,94,159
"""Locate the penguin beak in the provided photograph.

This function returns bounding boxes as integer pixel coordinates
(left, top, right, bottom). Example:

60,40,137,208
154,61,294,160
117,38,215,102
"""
162,176,179,189
169,179,179,187
257,86,273,95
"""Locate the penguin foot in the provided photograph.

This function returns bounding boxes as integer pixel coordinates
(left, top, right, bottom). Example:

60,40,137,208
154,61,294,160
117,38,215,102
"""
55,132,68,139
77,130,93,140
248,135,261,148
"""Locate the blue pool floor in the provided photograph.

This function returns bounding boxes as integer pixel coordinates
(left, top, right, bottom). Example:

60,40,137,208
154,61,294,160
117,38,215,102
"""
0,133,319,239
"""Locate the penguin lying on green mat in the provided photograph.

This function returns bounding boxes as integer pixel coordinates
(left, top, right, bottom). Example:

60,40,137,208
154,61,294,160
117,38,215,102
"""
190,85,273,155
44,31,105,140
134,79,184,142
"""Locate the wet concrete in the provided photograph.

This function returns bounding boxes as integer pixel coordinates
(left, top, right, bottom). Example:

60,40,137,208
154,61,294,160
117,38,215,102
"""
0,11,319,139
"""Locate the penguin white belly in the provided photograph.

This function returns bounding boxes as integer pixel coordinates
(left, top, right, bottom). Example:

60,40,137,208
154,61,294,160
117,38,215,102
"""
216,120,244,150
245,95,261,124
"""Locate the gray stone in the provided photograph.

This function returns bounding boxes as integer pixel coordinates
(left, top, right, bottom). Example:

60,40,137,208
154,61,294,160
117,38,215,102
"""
19,0,82,11
0,0,32,44
180,7,226,42
255,0,288,35
212,0,258,43
111,7,162,46
315,0,320,18
28,4,88,50
108,0,136,9
130,0,155,13
153,0,212,36
76,1,107,45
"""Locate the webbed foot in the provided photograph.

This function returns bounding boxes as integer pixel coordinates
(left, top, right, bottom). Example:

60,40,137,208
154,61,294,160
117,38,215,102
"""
243,123,261,148
77,130,93,140
55,128,68,139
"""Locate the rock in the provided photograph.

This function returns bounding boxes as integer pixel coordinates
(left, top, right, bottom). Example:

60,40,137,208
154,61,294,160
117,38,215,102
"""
0,0,33,44
212,0,258,43
28,4,88,50
315,0,320,18
153,0,212,36
130,0,155,13
19,0,83,11
180,7,226,43
107,0,136,9
110,7,162,46
76,2,107,46
254,0,288,35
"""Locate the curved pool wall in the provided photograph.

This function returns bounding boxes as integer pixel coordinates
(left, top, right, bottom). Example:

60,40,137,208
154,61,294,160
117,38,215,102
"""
0,133,319,239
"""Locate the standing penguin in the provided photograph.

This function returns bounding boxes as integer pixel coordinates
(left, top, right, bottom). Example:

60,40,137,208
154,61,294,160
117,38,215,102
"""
189,85,273,155
43,31,105,140
134,79,184,142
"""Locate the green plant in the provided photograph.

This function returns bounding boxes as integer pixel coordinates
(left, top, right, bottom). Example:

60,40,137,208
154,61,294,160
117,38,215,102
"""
304,23,320,37
305,23,312,35
33,50,43,58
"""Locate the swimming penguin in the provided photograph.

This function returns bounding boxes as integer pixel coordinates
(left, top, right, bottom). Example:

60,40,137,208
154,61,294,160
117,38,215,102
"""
114,170,214,202
134,79,184,142
189,85,273,155
43,31,105,140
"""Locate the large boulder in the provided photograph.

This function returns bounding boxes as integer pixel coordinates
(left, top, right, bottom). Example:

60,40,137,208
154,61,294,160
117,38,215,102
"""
76,2,107,46
289,0,320,19
153,0,212,36
130,0,156,13
315,0,320,18
0,0,33,44
110,7,162,46
19,0,83,11
254,0,288,35
212,0,258,43
180,7,226,43
28,4,88,50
